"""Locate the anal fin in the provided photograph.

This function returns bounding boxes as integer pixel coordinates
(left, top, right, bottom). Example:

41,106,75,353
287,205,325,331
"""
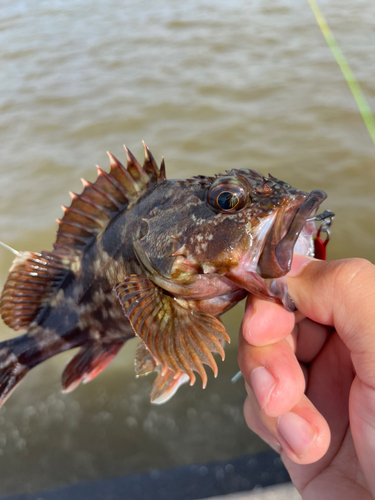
62,342,123,393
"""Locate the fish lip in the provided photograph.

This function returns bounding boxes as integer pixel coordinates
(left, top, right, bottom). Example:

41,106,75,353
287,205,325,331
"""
257,189,327,279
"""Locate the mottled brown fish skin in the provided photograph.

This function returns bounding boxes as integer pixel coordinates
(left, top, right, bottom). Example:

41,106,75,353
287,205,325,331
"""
0,144,168,401
0,145,327,406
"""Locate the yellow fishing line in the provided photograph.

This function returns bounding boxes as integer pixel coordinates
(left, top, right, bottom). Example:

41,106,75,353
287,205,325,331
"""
307,0,375,146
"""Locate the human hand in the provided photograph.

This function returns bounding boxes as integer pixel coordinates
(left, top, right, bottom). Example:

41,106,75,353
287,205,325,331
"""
238,255,375,499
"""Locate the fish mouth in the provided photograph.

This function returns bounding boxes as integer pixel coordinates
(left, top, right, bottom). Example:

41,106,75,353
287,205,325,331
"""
257,189,327,279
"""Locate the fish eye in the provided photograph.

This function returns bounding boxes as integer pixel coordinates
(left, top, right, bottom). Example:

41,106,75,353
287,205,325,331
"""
207,177,248,213
217,191,240,210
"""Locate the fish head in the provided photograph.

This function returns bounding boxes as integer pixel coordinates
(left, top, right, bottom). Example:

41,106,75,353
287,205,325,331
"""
174,169,324,270
119,161,329,403
134,168,326,311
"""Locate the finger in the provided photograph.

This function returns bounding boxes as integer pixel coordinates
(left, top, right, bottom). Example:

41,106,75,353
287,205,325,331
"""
288,256,375,378
243,294,331,362
242,294,295,347
294,317,332,364
243,381,330,465
243,395,281,454
238,332,305,417
287,256,375,388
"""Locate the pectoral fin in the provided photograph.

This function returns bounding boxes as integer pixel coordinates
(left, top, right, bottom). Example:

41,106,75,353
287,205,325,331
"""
115,275,230,398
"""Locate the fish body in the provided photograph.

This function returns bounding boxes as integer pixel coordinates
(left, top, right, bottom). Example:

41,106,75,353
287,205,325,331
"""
0,144,326,406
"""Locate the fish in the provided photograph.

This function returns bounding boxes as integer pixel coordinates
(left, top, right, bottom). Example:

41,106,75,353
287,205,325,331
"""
0,143,326,406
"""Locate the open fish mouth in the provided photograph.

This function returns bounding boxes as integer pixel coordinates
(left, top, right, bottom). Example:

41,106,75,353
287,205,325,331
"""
257,189,327,279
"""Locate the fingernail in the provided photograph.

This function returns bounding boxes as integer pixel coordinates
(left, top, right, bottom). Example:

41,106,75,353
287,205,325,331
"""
288,254,314,277
250,367,277,410
277,412,317,457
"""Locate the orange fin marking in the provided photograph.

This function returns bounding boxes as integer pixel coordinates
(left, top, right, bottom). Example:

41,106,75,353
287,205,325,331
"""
61,342,123,393
115,275,230,397
53,145,165,257
0,251,72,331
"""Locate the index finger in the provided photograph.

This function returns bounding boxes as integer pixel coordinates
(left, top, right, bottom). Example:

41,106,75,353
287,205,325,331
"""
287,255,375,385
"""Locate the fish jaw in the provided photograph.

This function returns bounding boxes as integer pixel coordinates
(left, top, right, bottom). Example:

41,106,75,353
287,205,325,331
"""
225,191,326,311
257,190,327,279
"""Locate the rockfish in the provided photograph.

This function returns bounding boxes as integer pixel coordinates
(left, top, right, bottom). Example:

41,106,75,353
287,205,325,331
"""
0,144,326,406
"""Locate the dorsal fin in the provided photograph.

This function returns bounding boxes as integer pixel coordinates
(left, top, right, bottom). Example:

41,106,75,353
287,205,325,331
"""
53,144,166,256
0,251,73,331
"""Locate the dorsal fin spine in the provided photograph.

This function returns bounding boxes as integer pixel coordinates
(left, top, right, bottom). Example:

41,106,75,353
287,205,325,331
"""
81,178,122,209
57,219,91,232
53,243,81,255
160,157,166,180
56,233,89,246
107,151,140,195
56,219,94,237
76,193,112,214
124,145,150,185
53,144,165,257
96,166,130,202
142,141,159,181
61,206,105,228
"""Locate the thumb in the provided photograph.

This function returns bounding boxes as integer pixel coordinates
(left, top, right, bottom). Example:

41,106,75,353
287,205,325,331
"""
287,255,375,495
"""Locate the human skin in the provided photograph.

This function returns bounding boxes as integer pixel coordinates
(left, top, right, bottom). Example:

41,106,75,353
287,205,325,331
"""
238,255,375,499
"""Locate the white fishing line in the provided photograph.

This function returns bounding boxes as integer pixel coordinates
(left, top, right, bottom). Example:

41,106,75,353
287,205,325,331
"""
0,241,19,255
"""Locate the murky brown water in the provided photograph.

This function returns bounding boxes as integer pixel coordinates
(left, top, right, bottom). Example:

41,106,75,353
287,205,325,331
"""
0,0,375,496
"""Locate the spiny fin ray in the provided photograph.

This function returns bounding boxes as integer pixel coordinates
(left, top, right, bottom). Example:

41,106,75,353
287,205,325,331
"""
62,342,124,393
0,251,73,331
53,144,165,256
115,275,229,402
